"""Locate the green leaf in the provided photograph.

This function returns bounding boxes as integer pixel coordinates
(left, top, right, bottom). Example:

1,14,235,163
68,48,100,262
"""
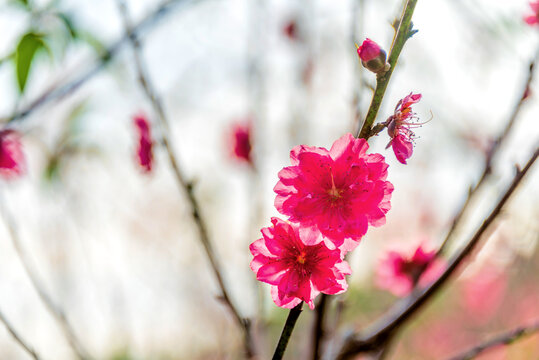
14,32,45,93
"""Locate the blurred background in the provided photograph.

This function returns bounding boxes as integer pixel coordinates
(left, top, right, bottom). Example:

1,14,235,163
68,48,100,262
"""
0,0,538,358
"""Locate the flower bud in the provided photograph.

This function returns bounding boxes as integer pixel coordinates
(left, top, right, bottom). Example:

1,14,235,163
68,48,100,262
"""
356,38,388,74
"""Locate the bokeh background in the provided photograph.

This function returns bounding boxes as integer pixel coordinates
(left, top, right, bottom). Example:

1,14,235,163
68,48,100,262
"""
0,0,538,359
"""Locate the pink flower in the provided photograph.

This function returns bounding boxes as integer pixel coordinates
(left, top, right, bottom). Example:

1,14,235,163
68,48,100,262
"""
133,113,153,173
356,38,387,74
386,92,423,164
0,129,25,179
524,1,539,25
460,265,507,323
376,244,444,297
229,120,252,164
250,218,351,309
274,133,393,251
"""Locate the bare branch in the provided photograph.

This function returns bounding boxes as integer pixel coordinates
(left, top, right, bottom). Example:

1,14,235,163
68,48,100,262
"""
0,309,41,360
437,46,539,256
0,197,91,359
114,1,255,357
447,321,539,360
2,0,203,124
336,146,539,360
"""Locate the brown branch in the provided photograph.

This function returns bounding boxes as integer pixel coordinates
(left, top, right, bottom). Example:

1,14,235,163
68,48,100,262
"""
311,294,329,360
447,321,539,360
336,146,539,360
436,47,539,256
114,1,254,358
2,0,202,124
0,309,41,360
0,198,91,359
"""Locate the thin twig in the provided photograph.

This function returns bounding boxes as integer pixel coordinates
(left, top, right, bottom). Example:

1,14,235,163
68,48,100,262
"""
272,303,304,360
114,1,254,357
447,321,539,360
356,0,419,139
0,196,91,360
336,146,539,360
2,0,201,124
0,308,41,360
436,47,539,256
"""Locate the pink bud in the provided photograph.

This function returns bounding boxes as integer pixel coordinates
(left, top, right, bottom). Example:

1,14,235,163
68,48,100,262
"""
357,38,381,62
356,38,387,74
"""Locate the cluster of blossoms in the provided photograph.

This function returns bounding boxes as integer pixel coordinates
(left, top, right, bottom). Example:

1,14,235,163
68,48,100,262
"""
0,129,25,180
250,134,394,309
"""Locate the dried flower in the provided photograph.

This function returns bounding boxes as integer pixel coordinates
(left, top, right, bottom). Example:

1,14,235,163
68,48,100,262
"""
274,133,393,251
0,129,25,179
386,92,423,164
133,113,153,173
356,38,388,74
250,218,351,309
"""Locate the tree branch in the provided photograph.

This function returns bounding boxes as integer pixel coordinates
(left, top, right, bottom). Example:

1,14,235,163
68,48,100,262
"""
114,1,254,358
447,321,539,360
2,0,203,124
356,0,419,139
0,196,91,359
336,145,539,360
436,46,539,256
272,303,304,360
0,308,41,360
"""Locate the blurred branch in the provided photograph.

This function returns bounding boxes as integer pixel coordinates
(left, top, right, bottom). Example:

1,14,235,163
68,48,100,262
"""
311,293,329,360
2,0,202,124
336,146,539,360
114,1,255,358
0,197,91,360
0,309,41,360
272,302,303,360
447,321,539,360
437,47,539,256
356,0,418,139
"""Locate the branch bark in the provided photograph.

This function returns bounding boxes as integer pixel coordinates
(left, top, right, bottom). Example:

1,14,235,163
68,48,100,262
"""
115,1,255,357
447,321,539,360
0,309,41,360
336,145,539,360
356,0,419,139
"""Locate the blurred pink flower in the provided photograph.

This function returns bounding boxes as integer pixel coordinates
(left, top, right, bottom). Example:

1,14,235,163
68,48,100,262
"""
229,120,252,164
460,266,507,323
283,20,298,41
0,129,25,179
356,38,387,74
274,133,393,252
133,113,153,173
524,1,539,25
376,244,444,297
386,92,422,164
250,218,351,309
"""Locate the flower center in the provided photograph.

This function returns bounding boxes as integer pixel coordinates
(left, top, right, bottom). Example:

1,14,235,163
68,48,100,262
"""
326,172,343,202
296,251,307,265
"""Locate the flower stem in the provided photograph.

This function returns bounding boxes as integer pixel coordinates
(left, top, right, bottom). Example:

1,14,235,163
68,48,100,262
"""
356,0,419,139
272,303,304,360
